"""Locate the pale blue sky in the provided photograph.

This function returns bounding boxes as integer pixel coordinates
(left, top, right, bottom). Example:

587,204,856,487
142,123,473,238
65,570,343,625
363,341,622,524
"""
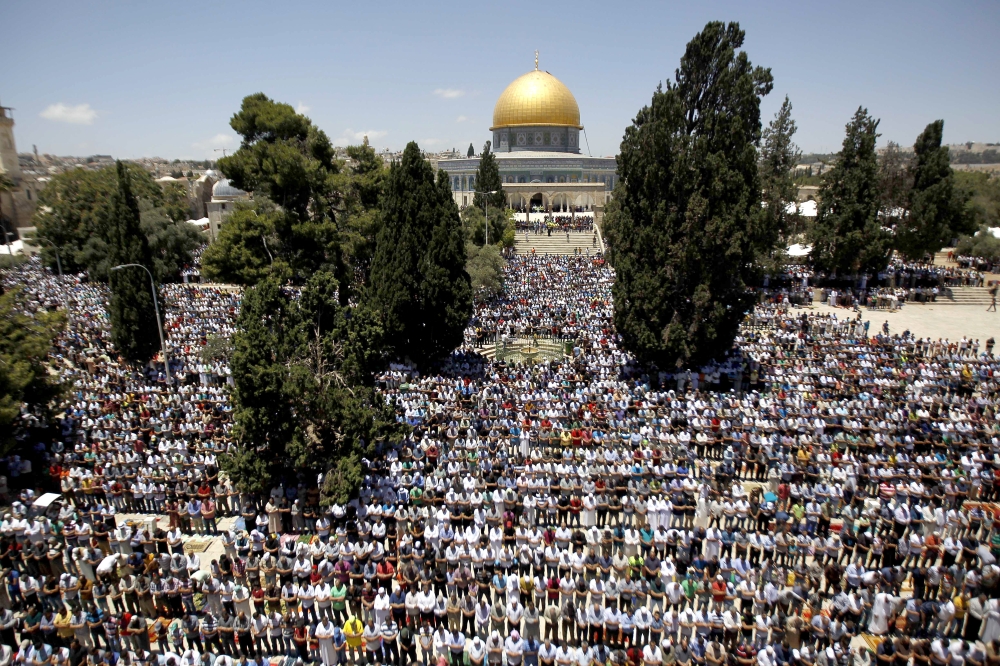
2,1,998,160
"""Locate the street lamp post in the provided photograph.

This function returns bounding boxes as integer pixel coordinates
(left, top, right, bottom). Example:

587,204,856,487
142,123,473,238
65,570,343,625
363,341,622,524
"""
110,263,171,383
476,190,498,245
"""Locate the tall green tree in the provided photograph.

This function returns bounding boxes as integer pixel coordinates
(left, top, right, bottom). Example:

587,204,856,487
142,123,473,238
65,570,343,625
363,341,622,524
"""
160,181,195,223
0,287,64,454
955,226,1000,262
895,120,970,259
223,272,402,501
105,161,162,364
466,242,505,297
341,141,388,282
285,272,399,503
467,143,475,158
759,96,801,245
955,171,1000,230
604,21,775,368
461,204,510,247
139,200,204,281
877,141,911,218
472,141,505,213
365,142,472,364
808,107,890,274
215,93,349,292
201,199,286,284
225,277,296,492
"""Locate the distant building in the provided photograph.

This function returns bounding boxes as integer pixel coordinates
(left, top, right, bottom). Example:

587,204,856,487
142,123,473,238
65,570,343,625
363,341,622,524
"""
0,103,41,236
206,178,248,241
192,170,219,218
796,185,820,202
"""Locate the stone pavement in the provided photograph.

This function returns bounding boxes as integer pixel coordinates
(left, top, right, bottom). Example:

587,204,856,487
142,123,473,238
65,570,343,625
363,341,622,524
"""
116,512,236,572
804,302,1000,344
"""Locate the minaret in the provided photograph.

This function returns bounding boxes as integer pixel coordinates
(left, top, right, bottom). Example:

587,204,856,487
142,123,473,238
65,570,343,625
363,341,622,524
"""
0,103,23,182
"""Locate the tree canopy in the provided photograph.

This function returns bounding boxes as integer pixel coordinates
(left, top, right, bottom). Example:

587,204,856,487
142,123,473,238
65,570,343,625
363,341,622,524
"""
759,96,801,261
894,120,970,259
955,171,1000,231
461,204,513,248
466,242,505,297
201,199,286,285
205,94,386,297
33,164,200,281
212,93,349,291
365,142,472,365
0,286,64,454
223,272,403,502
808,107,891,275
604,21,775,368
341,141,388,284
955,226,1000,262
472,141,506,213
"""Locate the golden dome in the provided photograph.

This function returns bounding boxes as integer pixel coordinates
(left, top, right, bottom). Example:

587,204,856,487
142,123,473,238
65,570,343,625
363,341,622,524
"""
491,69,582,130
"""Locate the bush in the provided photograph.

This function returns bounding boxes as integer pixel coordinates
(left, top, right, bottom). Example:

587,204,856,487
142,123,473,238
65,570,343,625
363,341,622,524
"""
0,253,28,269
955,226,1000,262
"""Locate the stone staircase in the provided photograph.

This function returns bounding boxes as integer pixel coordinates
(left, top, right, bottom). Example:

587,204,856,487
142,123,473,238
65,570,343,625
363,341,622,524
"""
515,230,600,256
942,286,994,306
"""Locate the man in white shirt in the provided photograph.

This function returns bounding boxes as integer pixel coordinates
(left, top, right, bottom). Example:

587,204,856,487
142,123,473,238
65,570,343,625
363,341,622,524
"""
505,630,525,666
644,641,664,666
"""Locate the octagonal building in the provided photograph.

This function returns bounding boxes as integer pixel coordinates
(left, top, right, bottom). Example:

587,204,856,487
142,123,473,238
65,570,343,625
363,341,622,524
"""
438,57,618,216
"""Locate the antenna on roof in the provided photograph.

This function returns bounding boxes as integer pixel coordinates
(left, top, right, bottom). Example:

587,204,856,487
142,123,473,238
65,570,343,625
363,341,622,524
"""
535,50,539,71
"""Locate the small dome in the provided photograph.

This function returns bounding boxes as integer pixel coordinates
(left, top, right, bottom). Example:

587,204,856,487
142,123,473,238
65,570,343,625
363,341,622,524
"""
491,68,581,130
212,178,245,198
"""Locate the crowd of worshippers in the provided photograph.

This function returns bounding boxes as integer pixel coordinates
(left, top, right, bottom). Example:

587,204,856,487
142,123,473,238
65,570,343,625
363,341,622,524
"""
514,218,594,233
6,251,1000,666
758,259,988,312
954,257,1000,276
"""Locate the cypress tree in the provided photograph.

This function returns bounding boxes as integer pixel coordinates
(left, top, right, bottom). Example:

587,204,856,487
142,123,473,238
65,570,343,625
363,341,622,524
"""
421,170,474,357
105,161,161,364
472,141,505,212
759,96,801,245
895,120,970,259
366,142,472,365
605,22,775,368
809,107,890,274
225,276,295,493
